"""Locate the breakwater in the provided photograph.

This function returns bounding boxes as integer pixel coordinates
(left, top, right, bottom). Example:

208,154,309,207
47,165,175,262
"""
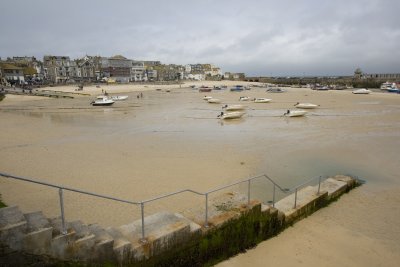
0,175,359,266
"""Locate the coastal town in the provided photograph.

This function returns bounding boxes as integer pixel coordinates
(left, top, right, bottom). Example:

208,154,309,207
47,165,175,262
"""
1,55,400,93
0,55,245,87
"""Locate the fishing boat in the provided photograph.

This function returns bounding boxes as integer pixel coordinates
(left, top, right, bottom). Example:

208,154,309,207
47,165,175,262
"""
91,96,115,106
352,88,371,94
254,98,272,103
218,111,245,119
222,104,246,111
380,81,394,90
294,102,319,109
283,109,307,117
207,98,221,104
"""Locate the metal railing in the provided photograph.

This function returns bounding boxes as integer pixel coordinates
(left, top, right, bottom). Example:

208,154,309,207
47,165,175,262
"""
0,171,326,242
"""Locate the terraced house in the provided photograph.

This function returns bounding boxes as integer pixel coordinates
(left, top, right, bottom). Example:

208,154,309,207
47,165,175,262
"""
43,56,79,84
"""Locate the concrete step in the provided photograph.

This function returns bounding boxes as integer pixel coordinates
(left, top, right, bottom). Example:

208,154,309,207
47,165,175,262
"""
50,231,76,259
0,206,26,228
0,221,28,250
49,217,70,236
22,227,52,255
72,234,96,261
69,220,90,238
23,211,50,232
88,223,113,242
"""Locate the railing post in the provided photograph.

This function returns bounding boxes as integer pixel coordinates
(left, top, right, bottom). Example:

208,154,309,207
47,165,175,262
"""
294,188,298,208
58,188,67,235
205,193,209,228
317,176,321,195
272,184,276,208
140,202,145,241
247,179,251,206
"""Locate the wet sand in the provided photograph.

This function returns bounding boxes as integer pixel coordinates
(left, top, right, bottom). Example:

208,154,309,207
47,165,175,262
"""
1,82,400,266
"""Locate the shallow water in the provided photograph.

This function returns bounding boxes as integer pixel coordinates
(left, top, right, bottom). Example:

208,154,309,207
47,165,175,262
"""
1,87,399,227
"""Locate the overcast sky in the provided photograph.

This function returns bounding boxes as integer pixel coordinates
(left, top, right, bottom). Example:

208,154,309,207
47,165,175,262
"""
1,0,399,76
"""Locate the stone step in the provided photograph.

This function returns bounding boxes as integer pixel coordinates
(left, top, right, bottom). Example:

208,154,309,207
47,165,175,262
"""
88,223,113,242
0,206,26,228
49,217,70,236
69,220,90,238
22,227,53,255
72,234,96,261
0,221,28,250
23,211,50,232
50,231,76,259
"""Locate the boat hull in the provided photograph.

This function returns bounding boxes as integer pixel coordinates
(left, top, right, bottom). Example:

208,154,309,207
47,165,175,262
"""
220,111,245,119
92,102,114,106
223,105,246,111
254,98,271,103
295,103,318,109
284,110,307,117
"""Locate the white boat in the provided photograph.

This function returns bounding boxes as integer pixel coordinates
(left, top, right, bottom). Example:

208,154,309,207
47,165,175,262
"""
380,81,394,90
218,111,245,119
111,95,128,101
352,88,371,94
203,96,213,100
283,109,307,117
239,96,251,101
207,98,221,104
254,98,272,103
294,102,319,109
91,96,115,106
222,104,246,111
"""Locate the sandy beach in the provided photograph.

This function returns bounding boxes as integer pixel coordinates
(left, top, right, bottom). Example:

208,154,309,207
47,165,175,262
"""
1,81,399,266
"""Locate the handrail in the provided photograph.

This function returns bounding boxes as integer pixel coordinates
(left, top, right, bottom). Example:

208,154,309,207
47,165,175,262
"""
0,172,138,205
0,171,327,241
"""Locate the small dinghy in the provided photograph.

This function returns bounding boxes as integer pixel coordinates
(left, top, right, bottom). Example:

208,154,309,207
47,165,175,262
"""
283,109,307,117
203,96,213,100
352,88,371,94
207,98,221,104
222,104,246,111
294,102,319,109
111,95,128,101
239,96,251,101
218,111,245,119
254,98,272,103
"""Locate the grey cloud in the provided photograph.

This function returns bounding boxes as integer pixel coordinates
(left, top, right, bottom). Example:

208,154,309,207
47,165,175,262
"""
1,0,399,76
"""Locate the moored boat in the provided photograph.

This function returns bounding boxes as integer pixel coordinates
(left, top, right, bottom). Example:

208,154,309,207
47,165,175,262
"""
283,109,307,117
266,87,286,93
294,102,319,109
239,96,250,101
352,88,371,94
254,98,272,103
111,95,128,101
222,104,246,111
91,96,115,106
207,98,221,104
199,86,212,92
230,85,245,92
218,111,245,119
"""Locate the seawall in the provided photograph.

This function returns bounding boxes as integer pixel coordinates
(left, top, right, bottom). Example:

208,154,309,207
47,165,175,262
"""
0,175,360,266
